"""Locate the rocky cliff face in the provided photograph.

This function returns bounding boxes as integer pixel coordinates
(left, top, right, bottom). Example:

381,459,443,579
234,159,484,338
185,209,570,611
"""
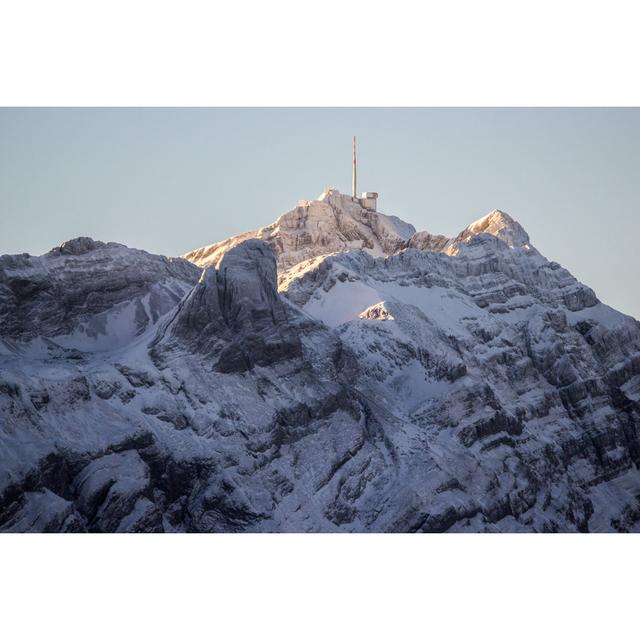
157,239,303,372
1,192,639,532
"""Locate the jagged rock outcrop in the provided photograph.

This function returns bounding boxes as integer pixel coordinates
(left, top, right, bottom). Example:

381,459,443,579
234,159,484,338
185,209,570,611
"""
158,240,302,372
407,231,451,253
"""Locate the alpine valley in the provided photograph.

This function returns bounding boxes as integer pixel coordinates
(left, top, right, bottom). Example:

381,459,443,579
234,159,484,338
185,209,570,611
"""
2,189,640,532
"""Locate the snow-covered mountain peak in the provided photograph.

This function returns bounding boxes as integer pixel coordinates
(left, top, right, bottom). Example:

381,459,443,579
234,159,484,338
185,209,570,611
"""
456,209,530,249
406,208,531,257
184,191,535,283
183,188,416,271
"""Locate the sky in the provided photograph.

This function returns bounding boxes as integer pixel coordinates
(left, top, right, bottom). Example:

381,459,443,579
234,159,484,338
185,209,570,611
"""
1,107,639,319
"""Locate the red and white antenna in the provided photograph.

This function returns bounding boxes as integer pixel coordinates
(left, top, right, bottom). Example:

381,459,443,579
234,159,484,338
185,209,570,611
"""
352,136,357,199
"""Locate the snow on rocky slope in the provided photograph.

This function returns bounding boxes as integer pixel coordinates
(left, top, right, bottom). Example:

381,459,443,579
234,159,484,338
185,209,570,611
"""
1,192,640,532
283,233,640,531
0,237,199,351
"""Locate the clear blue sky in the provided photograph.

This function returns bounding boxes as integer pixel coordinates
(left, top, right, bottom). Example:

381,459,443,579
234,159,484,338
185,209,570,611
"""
1,108,639,319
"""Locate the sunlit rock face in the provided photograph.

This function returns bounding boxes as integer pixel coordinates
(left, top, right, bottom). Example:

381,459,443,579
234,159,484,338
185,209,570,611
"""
1,193,640,532
182,189,416,273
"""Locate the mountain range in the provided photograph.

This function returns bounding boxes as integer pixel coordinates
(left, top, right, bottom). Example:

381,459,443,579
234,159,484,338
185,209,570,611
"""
1,188,639,532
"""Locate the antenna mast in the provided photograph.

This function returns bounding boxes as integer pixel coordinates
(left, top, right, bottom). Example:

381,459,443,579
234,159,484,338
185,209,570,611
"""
352,136,357,199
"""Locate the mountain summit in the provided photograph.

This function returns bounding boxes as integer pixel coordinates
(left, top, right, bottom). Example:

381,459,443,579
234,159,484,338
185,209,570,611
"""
455,209,530,249
184,190,533,275
183,188,416,271
2,191,640,532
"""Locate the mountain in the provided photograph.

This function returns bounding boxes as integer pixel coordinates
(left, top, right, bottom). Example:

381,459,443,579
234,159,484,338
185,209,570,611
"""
1,190,639,532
